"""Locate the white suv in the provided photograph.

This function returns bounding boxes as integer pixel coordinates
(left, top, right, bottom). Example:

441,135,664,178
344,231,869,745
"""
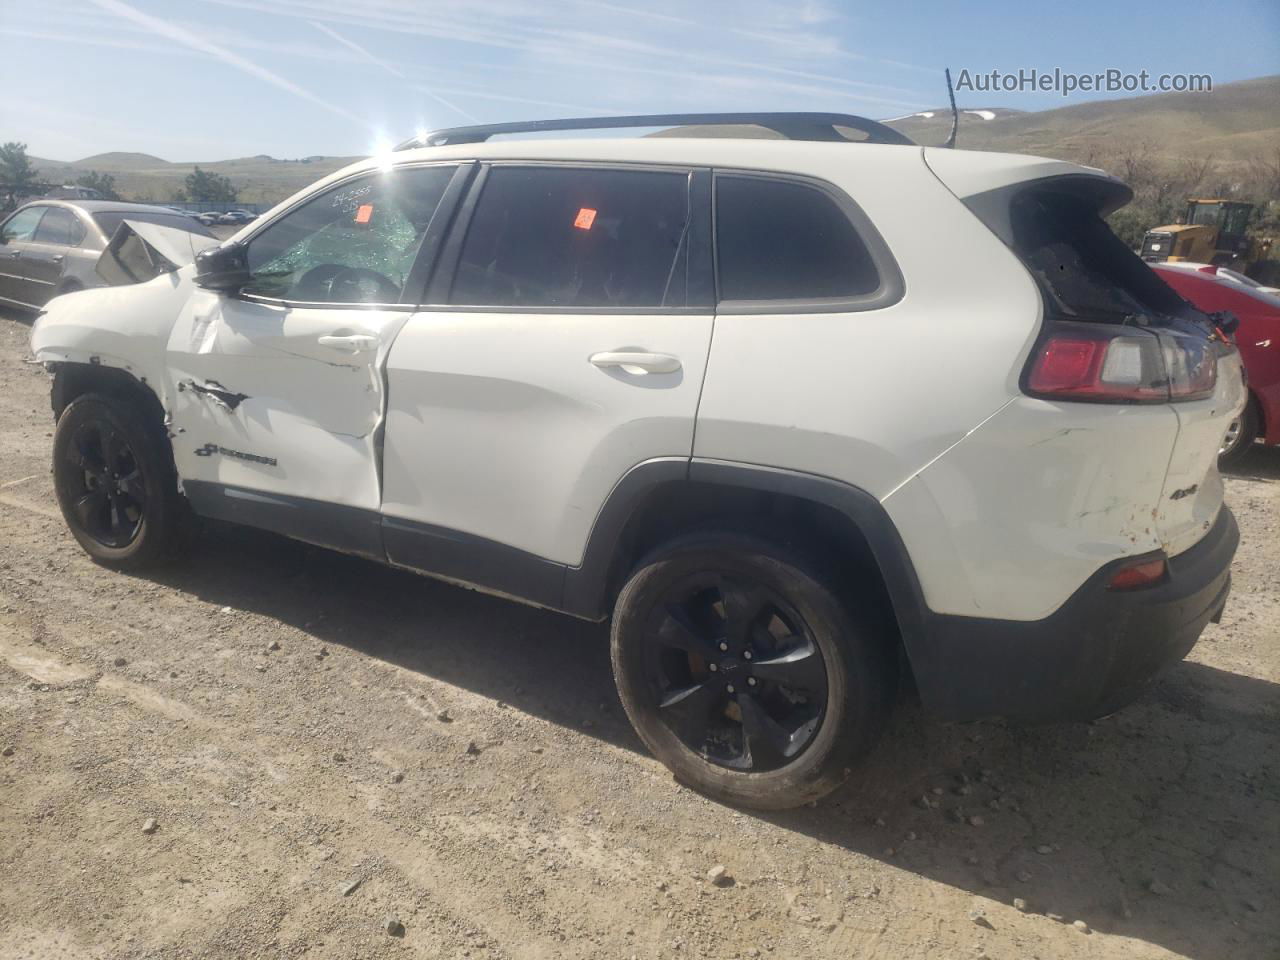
30,113,1244,809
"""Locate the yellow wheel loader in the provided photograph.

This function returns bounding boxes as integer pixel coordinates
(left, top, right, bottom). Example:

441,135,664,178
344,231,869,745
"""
1141,199,1272,270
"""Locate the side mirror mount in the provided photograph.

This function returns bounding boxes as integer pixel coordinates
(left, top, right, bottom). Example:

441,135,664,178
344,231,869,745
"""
194,241,250,291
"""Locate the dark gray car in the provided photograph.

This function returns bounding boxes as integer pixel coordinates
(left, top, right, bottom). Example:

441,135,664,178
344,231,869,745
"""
0,200,214,311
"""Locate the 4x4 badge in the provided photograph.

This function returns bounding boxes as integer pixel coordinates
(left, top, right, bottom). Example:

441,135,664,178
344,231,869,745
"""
194,442,278,467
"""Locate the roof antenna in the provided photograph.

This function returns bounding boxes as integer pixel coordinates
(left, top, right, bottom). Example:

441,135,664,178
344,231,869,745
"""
943,67,959,149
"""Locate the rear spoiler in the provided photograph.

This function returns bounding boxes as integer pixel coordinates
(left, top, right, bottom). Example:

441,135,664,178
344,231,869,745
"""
95,219,220,286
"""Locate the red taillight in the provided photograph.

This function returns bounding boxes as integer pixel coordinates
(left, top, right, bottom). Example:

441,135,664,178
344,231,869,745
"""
1027,336,1107,394
1026,325,1216,403
1107,555,1168,591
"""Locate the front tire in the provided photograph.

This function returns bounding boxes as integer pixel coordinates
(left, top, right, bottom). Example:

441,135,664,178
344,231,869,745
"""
611,533,894,810
52,393,182,568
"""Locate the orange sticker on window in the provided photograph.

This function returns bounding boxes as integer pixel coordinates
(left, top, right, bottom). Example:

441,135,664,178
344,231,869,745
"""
573,207,597,230
354,204,374,224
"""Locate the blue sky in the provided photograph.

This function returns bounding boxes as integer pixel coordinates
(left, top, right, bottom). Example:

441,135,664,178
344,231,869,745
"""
2,0,1277,162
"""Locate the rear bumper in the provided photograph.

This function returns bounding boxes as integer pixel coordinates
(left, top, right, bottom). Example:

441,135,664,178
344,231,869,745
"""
908,506,1238,723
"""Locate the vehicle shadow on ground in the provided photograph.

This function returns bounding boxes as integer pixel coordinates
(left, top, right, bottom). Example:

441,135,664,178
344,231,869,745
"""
141,520,1279,960
1222,443,1280,482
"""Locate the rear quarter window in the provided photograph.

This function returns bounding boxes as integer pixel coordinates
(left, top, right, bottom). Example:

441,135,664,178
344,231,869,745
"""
714,175,881,303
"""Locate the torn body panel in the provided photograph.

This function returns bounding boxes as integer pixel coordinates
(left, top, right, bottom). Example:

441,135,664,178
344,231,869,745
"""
30,268,197,414
95,219,219,287
180,378,249,411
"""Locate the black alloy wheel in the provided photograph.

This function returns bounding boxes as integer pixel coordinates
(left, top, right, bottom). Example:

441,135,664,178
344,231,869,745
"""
61,418,147,548
53,393,184,568
644,574,828,771
611,533,894,810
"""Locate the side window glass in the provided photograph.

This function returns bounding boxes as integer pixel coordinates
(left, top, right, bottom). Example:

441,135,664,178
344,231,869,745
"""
243,165,457,304
450,166,690,308
1,206,46,243
33,207,80,246
715,176,880,301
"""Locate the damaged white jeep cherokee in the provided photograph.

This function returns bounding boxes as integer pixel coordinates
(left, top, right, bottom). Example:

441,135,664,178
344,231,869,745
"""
31,114,1244,809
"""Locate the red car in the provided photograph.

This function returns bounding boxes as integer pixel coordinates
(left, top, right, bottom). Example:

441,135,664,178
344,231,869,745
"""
1153,262,1280,465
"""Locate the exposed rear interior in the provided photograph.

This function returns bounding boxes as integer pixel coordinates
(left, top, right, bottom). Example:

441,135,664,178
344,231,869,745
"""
964,173,1242,559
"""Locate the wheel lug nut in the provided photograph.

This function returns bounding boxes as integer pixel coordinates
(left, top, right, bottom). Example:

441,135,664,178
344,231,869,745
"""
726,684,735,694
743,650,752,660
747,677,757,687
718,642,729,652
708,663,717,672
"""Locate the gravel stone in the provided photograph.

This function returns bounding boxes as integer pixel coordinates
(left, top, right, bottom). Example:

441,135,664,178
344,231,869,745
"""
1012,898,1028,912
385,917,405,937
706,865,732,887
141,818,158,834
1073,920,1091,934
968,908,993,929
1148,879,1174,896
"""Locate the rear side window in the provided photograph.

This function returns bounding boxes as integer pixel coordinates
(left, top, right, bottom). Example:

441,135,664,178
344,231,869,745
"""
715,176,879,301
450,166,690,309
33,207,83,246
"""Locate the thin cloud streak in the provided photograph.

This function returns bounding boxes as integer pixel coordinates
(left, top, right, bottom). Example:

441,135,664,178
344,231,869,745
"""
309,20,481,123
205,0,931,106
86,0,368,127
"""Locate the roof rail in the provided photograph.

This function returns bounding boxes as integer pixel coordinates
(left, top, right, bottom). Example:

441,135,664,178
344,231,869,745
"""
395,112,916,150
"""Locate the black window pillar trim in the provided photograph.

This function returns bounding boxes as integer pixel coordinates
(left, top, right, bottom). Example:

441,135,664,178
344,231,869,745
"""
400,161,477,306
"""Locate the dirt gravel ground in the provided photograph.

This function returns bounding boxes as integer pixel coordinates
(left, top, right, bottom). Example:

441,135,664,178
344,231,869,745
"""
0,308,1276,960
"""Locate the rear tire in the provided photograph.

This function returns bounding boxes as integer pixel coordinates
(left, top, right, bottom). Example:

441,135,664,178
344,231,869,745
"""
52,393,183,568
610,532,894,810
1218,397,1259,468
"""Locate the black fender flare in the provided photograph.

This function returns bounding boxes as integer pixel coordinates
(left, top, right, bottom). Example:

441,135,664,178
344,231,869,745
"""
562,458,931,667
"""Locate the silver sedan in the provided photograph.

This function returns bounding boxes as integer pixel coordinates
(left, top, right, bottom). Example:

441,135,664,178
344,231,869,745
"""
0,200,214,311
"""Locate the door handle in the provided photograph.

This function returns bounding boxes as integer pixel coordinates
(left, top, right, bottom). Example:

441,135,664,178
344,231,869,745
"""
50,254,64,263
317,334,378,352
589,351,681,375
